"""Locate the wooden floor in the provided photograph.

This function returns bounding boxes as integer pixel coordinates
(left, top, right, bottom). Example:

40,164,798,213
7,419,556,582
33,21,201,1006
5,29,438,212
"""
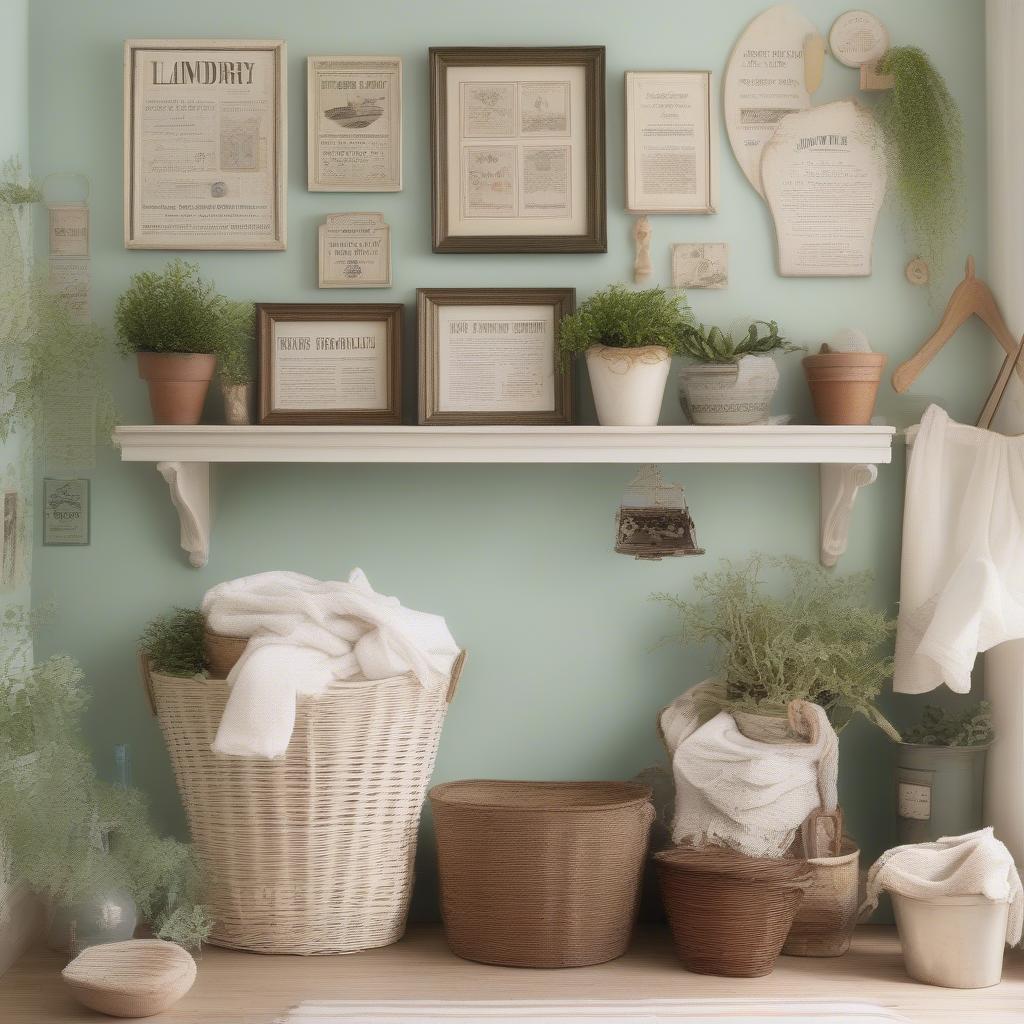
2,925,1023,1024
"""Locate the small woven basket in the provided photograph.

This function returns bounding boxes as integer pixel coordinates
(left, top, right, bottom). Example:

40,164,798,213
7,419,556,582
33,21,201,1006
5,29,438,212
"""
782,838,860,957
430,780,654,968
655,846,812,978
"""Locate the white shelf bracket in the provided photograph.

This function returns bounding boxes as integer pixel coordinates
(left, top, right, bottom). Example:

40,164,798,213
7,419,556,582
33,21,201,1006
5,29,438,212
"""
819,463,877,568
156,461,211,568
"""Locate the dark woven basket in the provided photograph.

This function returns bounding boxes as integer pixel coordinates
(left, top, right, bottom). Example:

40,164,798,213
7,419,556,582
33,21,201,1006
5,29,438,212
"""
655,846,812,978
430,780,654,968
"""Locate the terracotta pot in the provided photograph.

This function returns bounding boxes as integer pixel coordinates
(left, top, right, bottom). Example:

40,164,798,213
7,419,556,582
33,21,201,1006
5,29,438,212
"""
137,352,216,425
585,343,671,426
222,382,253,426
802,351,887,425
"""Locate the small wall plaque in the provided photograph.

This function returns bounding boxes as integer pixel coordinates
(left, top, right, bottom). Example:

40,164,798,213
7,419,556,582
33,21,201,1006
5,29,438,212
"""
318,213,391,288
671,242,728,289
43,478,90,546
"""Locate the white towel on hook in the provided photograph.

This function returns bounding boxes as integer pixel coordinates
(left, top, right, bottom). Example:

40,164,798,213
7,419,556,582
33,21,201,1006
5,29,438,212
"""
202,569,458,759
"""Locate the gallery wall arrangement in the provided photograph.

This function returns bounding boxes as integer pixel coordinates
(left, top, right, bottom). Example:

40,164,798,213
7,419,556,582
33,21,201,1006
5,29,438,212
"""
7,0,1024,1020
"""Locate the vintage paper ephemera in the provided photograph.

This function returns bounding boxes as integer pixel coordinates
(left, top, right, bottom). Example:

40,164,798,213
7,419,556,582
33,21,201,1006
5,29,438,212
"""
48,205,89,256
43,478,90,546
761,101,886,277
124,40,286,249
318,213,391,288
671,243,728,289
626,72,717,214
48,203,90,322
307,56,401,191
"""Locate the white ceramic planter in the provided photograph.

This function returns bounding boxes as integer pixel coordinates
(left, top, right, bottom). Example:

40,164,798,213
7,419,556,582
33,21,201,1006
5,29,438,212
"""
585,343,671,426
891,892,1008,989
678,354,780,425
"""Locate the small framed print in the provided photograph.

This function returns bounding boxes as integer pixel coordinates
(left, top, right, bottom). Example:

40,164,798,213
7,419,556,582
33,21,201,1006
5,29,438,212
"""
429,47,606,253
43,478,90,547
418,287,575,425
318,213,391,288
625,71,718,214
257,303,401,424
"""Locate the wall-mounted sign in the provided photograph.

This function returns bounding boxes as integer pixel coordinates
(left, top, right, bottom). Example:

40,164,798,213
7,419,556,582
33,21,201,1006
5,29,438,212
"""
43,478,90,546
318,213,391,288
48,201,90,322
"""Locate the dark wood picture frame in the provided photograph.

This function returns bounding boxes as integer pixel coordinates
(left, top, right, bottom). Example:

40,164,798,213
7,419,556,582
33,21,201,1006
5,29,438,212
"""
257,302,402,425
418,287,575,425
429,46,607,254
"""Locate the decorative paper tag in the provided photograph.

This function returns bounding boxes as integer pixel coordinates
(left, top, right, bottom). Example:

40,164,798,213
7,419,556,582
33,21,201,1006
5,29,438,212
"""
898,781,932,821
43,478,90,546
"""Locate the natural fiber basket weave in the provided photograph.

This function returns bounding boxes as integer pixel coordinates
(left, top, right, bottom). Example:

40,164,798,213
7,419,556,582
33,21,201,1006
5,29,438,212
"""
147,650,465,955
203,628,247,678
782,838,860,957
655,846,812,978
430,780,654,968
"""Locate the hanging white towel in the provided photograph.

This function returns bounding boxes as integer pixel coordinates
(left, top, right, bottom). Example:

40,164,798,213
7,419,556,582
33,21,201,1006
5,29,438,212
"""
202,569,459,759
895,404,1024,694
659,681,839,858
861,828,1023,945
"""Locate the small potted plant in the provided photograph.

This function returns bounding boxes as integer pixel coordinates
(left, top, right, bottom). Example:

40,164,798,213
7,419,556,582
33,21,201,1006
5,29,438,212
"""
217,301,256,426
896,702,993,845
802,343,888,425
115,259,231,425
677,320,800,425
558,285,693,426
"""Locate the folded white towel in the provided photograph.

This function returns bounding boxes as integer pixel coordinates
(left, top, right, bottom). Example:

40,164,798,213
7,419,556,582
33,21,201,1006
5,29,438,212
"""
202,569,459,759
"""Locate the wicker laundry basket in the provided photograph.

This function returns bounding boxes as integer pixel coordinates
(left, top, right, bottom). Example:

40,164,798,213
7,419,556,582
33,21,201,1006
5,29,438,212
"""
430,780,654,968
143,648,465,955
782,838,860,957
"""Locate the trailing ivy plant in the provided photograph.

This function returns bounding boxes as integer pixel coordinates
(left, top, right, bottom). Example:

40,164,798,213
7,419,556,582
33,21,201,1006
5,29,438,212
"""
217,300,256,387
875,46,964,282
139,608,207,677
655,555,899,739
903,702,993,747
678,320,800,364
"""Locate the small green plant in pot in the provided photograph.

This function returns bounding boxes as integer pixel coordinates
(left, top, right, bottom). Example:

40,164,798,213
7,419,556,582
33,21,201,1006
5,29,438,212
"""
677,320,800,425
218,301,256,426
115,259,230,425
558,285,694,426
896,702,992,845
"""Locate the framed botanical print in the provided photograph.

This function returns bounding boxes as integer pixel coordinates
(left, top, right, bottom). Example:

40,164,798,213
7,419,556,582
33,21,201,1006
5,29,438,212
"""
429,47,606,253
418,287,575,425
257,303,402,424
124,39,287,250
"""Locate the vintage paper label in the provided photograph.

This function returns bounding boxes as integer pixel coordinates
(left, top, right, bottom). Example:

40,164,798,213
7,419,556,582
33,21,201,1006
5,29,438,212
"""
671,243,728,289
318,213,390,288
48,257,91,323
43,478,90,546
898,782,932,821
48,205,89,257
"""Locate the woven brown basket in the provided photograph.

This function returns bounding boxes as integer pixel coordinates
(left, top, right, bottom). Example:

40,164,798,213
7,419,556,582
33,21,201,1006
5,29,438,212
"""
655,846,812,978
203,628,248,678
430,780,654,968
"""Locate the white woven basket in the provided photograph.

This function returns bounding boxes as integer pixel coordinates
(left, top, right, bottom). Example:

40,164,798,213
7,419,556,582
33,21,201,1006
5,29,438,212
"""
146,652,464,955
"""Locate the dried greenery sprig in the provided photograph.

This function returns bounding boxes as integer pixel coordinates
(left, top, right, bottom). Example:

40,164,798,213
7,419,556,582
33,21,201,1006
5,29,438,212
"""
903,702,993,747
678,320,801,364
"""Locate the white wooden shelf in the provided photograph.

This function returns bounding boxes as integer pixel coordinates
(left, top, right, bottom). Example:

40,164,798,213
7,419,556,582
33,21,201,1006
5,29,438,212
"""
113,424,895,568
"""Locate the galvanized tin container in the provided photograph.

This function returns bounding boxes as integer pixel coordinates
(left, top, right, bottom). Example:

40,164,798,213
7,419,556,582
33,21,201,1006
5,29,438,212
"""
895,743,989,844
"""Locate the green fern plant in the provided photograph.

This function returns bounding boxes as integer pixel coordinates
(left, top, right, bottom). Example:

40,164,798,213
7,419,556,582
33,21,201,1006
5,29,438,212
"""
903,702,993,747
678,320,801,364
139,608,207,677
217,300,256,387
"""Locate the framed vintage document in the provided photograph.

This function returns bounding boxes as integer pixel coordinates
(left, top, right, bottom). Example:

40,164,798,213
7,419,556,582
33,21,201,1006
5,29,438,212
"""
429,47,606,253
625,71,718,214
307,56,402,191
418,287,574,425
124,39,287,250
257,303,401,424
318,213,391,288
43,479,90,547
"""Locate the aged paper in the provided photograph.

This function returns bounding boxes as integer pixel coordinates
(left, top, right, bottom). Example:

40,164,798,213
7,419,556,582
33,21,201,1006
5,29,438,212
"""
48,205,89,257
522,146,570,217
318,213,391,288
671,243,728,289
461,82,516,137
626,72,716,213
126,41,284,249
462,147,517,217
308,56,401,191
48,257,91,322
271,320,388,411
436,304,555,413
43,478,90,546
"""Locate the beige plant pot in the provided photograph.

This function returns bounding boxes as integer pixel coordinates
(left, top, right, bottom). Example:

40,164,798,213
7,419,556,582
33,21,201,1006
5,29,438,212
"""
137,352,216,425
584,343,671,426
222,381,253,426
802,351,887,425
732,706,804,744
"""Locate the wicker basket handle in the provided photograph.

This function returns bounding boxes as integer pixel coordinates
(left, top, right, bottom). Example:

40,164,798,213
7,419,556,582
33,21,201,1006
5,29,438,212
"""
138,651,158,717
800,806,843,859
445,650,468,704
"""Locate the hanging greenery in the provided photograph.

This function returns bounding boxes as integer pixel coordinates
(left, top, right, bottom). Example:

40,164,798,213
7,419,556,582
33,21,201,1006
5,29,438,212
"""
874,46,965,282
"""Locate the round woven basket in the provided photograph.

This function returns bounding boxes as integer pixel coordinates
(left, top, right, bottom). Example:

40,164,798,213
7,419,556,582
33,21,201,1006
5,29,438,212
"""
203,628,248,678
655,846,812,977
782,839,860,957
430,780,654,968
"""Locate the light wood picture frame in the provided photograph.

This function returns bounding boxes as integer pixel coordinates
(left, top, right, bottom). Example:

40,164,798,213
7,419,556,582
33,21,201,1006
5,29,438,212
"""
124,38,287,250
418,287,575,425
429,46,606,254
257,303,402,425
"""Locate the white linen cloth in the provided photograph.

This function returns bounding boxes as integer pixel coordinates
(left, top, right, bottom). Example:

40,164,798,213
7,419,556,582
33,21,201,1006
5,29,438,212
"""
861,828,1023,945
659,681,839,858
895,404,1024,694
202,569,458,759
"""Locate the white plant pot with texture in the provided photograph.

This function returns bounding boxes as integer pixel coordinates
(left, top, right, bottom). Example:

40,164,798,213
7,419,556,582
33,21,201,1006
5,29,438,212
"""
679,354,780,425
585,343,671,426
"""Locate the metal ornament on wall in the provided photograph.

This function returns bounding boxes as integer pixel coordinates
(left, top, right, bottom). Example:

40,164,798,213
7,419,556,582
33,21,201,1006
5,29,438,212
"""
614,465,704,560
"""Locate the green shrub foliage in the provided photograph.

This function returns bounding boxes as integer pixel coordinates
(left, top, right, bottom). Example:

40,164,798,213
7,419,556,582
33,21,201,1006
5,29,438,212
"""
903,702,993,747
139,608,207,677
678,320,800,364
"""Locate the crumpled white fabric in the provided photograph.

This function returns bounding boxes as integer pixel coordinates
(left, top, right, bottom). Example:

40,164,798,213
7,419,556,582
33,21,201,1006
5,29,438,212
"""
659,680,839,858
202,569,458,759
895,404,1024,694
861,828,1023,945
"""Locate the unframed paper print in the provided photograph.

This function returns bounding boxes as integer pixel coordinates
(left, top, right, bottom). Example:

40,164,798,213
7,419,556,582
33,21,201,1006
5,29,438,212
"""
42,478,90,546
671,243,729,289
318,213,391,288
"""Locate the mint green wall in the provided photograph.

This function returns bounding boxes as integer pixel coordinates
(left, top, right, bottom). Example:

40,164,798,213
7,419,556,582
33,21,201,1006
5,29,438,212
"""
28,0,989,915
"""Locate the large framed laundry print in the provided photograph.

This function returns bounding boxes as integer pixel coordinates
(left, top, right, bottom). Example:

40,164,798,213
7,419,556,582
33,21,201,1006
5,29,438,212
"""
124,39,287,249
429,46,606,253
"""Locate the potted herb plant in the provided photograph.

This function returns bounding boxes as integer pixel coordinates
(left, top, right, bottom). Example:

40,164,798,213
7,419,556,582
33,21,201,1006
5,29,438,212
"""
677,320,800,425
656,555,899,742
558,285,694,426
896,702,993,845
115,259,231,425
217,301,256,426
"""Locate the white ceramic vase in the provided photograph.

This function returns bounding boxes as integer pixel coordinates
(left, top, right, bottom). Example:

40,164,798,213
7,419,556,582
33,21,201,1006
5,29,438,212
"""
585,343,671,426
678,354,780,425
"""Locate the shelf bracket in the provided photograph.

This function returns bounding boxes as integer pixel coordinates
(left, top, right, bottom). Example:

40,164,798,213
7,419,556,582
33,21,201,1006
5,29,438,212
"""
156,461,211,568
819,463,877,568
